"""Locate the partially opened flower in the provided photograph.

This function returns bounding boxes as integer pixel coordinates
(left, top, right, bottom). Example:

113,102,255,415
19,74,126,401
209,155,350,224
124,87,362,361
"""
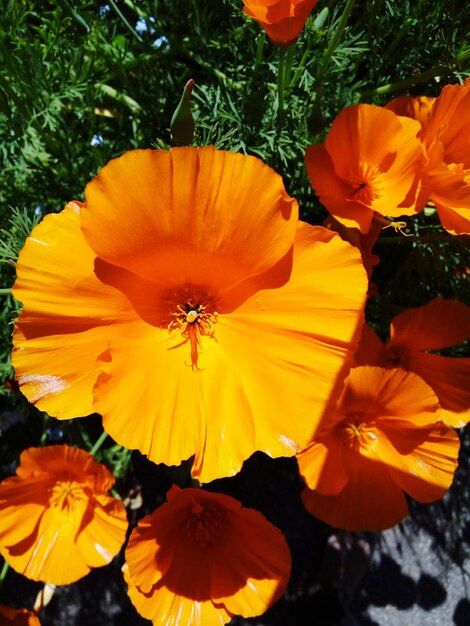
13,147,367,483
385,95,436,125
0,606,40,626
419,79,470,234
0,445,128,585
124,485,291,625
242,0,319,47
305,104,428,233
355,298,470,427
297,367,460,531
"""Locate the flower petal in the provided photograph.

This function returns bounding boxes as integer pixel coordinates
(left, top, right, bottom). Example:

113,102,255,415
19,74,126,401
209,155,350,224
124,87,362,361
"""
301,453,408,531
12,203,139,419
371,422,459,503
82,147,298,292
404,351,470,426
75,495,128,568
390,298,470,350
296,431,349,496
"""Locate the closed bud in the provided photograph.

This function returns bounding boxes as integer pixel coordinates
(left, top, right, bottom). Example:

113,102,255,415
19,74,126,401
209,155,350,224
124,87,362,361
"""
170,79,195,146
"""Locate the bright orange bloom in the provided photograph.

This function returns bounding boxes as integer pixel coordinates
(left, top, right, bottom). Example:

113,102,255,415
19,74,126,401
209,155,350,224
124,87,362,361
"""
355,298,470,427
385,95,436,125
297,367,460,531
0,445,128,585
242,0,319,47
305,104,428,233
0,606,40,626
419,80,470,234
12,147,367,483
124,485,291,625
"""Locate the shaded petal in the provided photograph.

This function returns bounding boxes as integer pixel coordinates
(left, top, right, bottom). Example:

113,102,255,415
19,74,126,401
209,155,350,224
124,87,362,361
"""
12,203,139,419
390,298,470,350
0,605,41,626
209,506,290,617
404,351,470,426
353,323,387,366
296,431,349,495
123,564,232,626
82,147,298,292
369,422,459,503
301,453,408,531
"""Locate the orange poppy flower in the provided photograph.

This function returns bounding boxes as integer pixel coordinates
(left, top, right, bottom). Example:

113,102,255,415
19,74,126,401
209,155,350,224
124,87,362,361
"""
355,298,470,427
12,147,367,483
297,366,460,531
305,104,428,233
124,485,291,625
419,80,470,234
0,606,40,626
385,95,436,125
0,445,128,585
242,0,319,47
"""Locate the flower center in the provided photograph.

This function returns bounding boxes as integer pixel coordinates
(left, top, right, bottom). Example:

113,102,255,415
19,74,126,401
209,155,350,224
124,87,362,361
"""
49,480,86,510
166,286,218,372
336,411,377,452
352,163,381,205
183,502,221,549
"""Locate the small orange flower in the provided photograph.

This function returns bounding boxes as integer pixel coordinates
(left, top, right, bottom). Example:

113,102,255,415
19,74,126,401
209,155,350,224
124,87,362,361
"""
385,95,436,125
0,606,40,626
0,445,128,585
242,0,319,47
13,147,367,483
124,485,291,625
297,367,460,531
419,80,470,234
305,104,428,233
355,298,470,427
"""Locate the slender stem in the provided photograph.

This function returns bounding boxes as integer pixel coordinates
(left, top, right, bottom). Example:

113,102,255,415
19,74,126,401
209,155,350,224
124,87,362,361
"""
89,431,109,457
363,48,470,97
316,0,356,84
277,47,286,122
254,31,266,72
0,560,9,588
289,37,313,90
0,288,12,295
108,0,143,43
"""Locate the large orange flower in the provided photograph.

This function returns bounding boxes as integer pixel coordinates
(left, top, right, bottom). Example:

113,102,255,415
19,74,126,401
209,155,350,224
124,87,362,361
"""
305,104,428,233
12,147,367,483
0,445,128,585
355,298,470,427
297,367,460,531
242,0,319,47
419,80,470,234
0,606,40,626
124,485,291,625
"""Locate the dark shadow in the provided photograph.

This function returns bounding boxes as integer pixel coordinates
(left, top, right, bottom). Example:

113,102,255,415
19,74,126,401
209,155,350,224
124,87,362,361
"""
454,598,470,626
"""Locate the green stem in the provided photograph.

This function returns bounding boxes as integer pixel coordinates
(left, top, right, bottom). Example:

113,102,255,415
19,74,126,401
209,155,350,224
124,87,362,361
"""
277,47,286,122
316,0,356,85
108,0,144,43
254,31,266,72
0,288,12,295
363,48,470,96
0,560,9,588
89,431,109,457
289,37,314,90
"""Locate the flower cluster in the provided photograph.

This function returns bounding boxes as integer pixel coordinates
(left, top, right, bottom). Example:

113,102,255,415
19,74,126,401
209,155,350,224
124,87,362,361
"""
305,79,470,235
1,2,469,624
